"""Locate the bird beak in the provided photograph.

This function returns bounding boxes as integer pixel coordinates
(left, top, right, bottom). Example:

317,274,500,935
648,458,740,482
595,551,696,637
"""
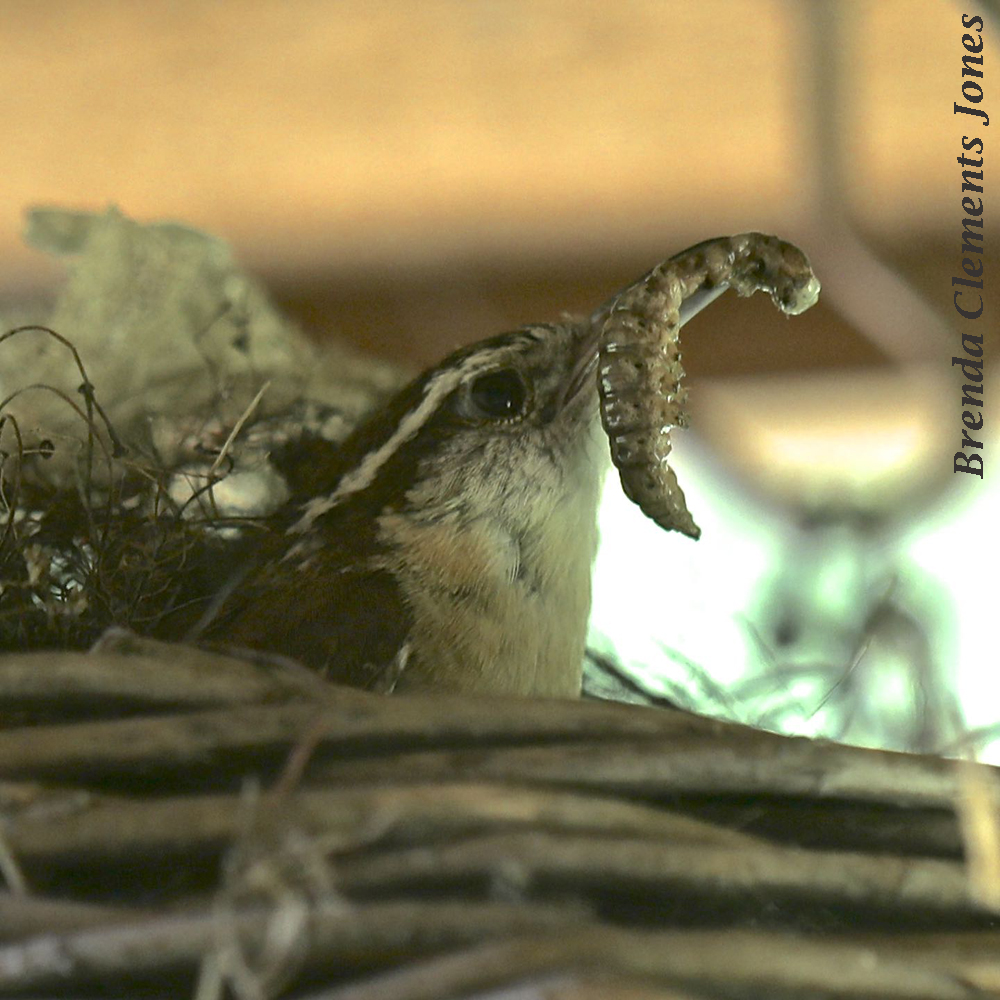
560,322,603,409
564,269,732,412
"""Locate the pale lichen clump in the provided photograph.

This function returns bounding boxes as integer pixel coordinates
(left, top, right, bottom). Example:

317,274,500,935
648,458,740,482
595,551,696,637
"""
0,206,407,646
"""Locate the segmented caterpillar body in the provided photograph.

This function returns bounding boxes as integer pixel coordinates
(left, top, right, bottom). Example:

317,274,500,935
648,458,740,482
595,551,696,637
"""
597,233,821,538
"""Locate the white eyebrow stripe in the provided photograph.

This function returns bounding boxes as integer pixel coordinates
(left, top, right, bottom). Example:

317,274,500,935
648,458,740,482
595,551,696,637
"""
287,349,501,535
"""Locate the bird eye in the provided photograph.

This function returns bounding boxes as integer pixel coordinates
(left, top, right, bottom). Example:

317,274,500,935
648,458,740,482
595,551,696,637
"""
466,369,528,420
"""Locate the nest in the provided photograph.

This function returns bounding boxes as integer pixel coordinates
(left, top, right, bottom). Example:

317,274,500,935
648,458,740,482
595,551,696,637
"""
2,639,1000,999
0,208,404,653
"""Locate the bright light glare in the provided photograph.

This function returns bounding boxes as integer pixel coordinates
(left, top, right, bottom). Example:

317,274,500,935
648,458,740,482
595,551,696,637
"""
588,434,792,708
904,469,1000,763
589,433,998,760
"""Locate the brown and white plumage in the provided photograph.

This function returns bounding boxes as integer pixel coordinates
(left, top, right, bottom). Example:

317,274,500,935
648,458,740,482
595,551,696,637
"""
196,325,607,697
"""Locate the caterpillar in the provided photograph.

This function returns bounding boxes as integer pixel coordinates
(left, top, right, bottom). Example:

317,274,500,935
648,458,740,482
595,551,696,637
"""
596,232,821,539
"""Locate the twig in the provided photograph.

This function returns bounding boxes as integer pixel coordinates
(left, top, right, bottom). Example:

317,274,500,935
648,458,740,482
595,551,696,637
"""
0,648,313,714
0,679,727,781
5,782,758,869
0,900,584,992
0,326,125,458
335,829,987,923
298,926,982,1000
0,413,24,556
206,381,270,483
0,891,143,941
955,759,1000,908
0,825,27,895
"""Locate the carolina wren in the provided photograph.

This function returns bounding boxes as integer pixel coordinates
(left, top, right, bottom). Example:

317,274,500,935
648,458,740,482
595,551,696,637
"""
186,233,819,699
196,323,608,698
